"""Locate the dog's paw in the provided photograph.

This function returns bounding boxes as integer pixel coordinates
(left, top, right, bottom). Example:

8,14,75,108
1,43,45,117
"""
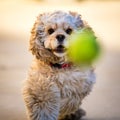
61,109,86,120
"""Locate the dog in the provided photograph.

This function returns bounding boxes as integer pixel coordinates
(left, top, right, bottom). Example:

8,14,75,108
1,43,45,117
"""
22,11,96,120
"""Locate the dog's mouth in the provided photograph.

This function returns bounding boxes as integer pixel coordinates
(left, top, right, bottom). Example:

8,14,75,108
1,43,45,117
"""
53,45,67,53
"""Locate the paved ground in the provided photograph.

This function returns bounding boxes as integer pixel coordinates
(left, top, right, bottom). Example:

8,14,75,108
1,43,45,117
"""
0,0,120,120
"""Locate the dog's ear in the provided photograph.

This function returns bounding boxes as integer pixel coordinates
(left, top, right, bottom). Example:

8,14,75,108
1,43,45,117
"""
69,11,96,36
69,11,84,28
29,13,45,57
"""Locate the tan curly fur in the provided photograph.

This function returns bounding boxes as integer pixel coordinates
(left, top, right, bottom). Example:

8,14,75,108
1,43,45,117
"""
22,11,96,120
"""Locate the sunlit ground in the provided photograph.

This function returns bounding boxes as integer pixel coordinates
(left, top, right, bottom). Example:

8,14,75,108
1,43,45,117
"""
0,0,120,120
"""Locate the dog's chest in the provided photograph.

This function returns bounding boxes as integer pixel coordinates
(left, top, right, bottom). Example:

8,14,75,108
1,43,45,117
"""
56,70,90,115
55,68,95,117
57,71,83,98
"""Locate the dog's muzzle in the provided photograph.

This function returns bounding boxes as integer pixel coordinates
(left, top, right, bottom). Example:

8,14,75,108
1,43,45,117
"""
54,45,66,53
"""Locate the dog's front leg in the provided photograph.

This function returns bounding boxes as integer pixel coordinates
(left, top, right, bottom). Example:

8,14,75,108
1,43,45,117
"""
23,79,60,120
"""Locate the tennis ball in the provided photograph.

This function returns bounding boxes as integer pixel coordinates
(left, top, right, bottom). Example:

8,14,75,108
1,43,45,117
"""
68,28,100,65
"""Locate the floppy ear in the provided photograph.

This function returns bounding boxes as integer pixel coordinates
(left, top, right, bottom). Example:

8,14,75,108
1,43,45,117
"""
29,14,60,63
69,11,96,37
29,14,44,59
69,11,84,28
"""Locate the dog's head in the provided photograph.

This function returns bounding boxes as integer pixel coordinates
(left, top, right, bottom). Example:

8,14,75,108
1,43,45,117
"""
30,11,86,63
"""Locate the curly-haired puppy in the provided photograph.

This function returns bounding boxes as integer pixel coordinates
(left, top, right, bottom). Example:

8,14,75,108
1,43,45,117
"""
22,11,96,120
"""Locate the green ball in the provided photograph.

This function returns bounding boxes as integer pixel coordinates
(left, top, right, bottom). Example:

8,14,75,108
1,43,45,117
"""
68,29,100,65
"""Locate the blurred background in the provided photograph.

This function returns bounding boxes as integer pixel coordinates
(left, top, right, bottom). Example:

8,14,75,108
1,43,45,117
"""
0,0,120,120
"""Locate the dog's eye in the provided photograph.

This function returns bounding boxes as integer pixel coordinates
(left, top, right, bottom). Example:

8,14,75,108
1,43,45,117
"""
48,28,54,35
65,28,72,35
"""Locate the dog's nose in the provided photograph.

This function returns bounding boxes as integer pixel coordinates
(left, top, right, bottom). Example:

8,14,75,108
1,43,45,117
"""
56,34,65,43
